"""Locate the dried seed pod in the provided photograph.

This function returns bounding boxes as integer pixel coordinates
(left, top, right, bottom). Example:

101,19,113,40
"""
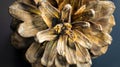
9,0,115,67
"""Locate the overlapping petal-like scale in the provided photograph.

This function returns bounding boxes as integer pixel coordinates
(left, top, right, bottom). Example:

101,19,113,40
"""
38,34,92,67
36,29,57,43
72,21,112,56
87,1,115,33
10,32,34,49
38,1,60,28
26,42,44,63
56,0,95,11
41,41,57,66
9,1,48,37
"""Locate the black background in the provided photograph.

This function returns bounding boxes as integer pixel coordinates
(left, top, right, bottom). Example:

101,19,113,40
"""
0,0,120,67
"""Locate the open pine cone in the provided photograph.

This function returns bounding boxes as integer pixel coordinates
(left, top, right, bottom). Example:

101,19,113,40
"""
9,0,115,67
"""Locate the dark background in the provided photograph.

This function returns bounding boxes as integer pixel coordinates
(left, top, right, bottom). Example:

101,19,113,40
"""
0,0,120,67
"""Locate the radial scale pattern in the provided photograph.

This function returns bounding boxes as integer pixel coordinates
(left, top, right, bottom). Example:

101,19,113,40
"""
9,0,115,67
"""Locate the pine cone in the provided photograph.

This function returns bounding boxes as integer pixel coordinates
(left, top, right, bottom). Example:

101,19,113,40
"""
9,0,115,67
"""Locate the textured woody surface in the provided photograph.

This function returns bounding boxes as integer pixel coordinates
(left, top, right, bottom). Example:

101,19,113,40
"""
9,0,115,67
